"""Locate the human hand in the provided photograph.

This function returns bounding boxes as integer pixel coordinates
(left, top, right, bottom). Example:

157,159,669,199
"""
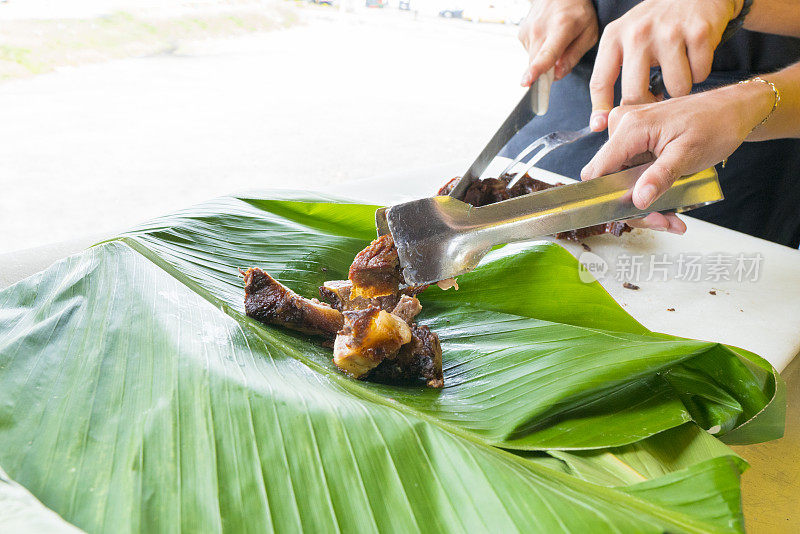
581,81,775,233
518,0,598,86
589,0,742,132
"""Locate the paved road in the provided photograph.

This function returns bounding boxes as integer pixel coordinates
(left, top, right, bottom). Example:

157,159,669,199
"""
0,7,526,254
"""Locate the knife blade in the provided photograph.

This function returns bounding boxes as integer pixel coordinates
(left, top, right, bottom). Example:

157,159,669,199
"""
447,69,553,200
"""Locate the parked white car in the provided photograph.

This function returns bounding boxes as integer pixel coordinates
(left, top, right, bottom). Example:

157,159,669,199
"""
462,0,527,24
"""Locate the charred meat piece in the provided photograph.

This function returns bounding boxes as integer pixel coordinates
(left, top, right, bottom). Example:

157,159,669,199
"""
437,174,553,207
463,177,510,206
333,307,412,378
437,176,515,205
391,295,422,324
319,279,427,312
348,234,403,299
507,174,564,197
243,268,343,337
555,222,632,241
436,174,631,239
367,324,444,388
606,221,632,237
320,279,399,312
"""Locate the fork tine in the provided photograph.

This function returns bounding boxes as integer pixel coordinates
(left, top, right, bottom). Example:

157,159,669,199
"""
498,135,549,178
507,143,560,188
506,126,593,188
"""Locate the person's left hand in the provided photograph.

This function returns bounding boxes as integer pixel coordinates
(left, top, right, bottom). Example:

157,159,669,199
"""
580,82,774,233
518,0,599,86
588,0,741,132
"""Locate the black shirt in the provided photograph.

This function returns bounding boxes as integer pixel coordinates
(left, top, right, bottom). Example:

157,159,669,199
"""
501,0,800,247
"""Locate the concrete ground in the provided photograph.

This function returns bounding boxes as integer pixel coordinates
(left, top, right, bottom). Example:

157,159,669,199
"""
0,4,527,254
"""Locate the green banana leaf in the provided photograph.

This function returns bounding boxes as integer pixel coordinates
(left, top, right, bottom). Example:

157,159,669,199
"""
0,193,784,532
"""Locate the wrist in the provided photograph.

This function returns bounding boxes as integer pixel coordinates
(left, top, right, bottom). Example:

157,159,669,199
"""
717,81,775,140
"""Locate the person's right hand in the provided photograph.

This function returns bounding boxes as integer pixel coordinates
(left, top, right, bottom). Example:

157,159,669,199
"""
518,0,599,86
580,80,776,233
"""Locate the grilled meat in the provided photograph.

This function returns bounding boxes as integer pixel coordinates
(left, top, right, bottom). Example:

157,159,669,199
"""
319,279,427,313
333,307,412,378
348,234,403,299
244,261,442,387
463,177,510,206
243,268,343,337
244,203,452,388
508,174,564,196
556,221,631,241
367,324,443,388
437,174,561,203
390,295,422,324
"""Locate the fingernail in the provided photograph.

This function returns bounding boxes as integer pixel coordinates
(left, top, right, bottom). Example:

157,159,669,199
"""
636,184,658,208
580,165,591,180
667,221,686,235
520,72,531,86
590,113,605,132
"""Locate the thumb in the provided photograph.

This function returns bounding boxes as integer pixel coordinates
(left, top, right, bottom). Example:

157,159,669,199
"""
632,144,688,209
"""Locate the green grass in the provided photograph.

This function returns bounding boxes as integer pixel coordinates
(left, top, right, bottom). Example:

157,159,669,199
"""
0,7,300,81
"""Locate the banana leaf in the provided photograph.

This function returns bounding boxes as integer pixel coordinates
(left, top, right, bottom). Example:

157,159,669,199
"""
0,193,785,532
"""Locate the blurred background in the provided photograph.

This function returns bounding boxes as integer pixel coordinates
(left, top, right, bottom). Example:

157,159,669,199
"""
0,0,532,253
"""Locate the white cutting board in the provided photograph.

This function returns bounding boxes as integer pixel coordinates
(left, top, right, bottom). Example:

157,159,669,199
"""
319,160,800,372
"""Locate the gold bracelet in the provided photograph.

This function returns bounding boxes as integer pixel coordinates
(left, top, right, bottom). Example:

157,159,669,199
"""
722,76,780,168
738,76,781,133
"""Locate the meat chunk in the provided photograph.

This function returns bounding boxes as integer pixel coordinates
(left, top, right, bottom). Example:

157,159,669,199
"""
243,268,343,337
607,221,632,237
333,307,412,378
391,295,422,324
437,174,631,239
321,279,399,312
555,221,632,241
463,177,510,206
243,257,442,387
348,234,403,299
319,280,427,312
507,174,565,197
367,324,444,388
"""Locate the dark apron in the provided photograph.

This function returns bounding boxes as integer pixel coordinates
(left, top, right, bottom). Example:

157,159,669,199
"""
501,1,800,248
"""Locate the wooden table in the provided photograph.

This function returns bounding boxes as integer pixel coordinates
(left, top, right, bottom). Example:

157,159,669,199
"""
733,355,799,532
